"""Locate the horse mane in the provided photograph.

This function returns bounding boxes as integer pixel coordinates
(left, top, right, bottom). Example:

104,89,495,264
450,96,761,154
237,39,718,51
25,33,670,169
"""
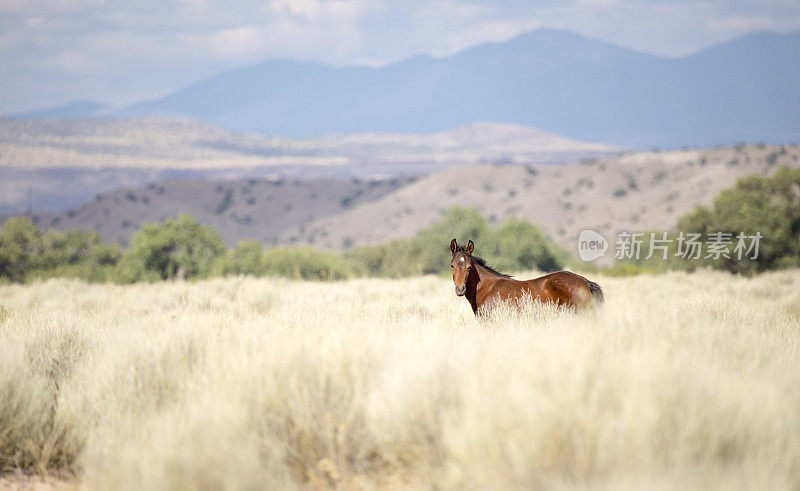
454,244,513,279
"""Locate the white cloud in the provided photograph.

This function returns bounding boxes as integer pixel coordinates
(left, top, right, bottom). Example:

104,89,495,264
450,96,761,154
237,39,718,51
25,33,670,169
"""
435,19,544,57
0,0,104,14
185,26,265,58
2,0,800,112
708,14,800,33
269,0,321,18
37,50,102,73
25,16,45,26
575,0,621,7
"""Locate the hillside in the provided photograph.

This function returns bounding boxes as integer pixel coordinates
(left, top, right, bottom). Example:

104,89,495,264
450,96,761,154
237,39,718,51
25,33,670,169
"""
123,29,800,147
0,118,615,214
16,144,800,251
281,144,800,250
26,177,415,247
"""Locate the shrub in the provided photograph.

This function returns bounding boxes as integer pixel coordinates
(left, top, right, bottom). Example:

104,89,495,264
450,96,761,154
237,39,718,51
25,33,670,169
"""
0,217,44,282
676,166,800,274
117,215,226,282
484,217,564,272
348,208,564,278
216,240,266,276
262,247,358,280
41,229,112,268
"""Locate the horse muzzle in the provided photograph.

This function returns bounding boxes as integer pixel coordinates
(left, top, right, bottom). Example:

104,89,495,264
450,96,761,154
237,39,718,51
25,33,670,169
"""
455,285,466,296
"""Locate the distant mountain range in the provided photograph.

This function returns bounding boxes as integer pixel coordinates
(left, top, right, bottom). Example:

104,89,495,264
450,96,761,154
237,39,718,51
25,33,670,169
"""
9,29,800,148
10,100,108,120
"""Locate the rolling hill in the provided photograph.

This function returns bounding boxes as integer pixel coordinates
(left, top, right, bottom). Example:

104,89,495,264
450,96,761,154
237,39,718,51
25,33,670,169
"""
281,144,800,250
124,29,800,148
25,177,415,248
18,144,800,252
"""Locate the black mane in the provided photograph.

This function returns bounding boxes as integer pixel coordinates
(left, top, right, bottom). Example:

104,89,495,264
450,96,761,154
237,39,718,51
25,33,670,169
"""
454,245,513,279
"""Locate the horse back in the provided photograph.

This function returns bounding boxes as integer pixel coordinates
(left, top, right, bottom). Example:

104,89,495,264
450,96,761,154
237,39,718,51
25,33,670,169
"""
523,270,598,308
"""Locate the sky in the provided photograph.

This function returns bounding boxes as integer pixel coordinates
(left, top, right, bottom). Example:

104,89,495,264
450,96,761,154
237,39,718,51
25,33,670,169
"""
1,0,800,113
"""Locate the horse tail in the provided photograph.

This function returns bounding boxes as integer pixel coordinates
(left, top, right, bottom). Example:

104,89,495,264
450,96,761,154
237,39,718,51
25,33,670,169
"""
586,280,604,305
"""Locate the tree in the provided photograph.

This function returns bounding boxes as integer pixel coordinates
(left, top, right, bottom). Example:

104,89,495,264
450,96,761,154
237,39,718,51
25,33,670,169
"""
348,207,564,277
217,240,266,276
119,215,226,282
42,229,104,268
0,217,43,282
676,166,800,273
261,247,357,280
486,217,564,272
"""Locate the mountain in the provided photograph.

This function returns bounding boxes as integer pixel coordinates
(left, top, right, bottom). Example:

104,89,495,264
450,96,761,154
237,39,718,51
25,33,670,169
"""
124,29,800,148
8,100,108,119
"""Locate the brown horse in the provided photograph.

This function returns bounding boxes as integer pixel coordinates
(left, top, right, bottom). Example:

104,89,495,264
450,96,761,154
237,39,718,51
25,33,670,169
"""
450,239,603,315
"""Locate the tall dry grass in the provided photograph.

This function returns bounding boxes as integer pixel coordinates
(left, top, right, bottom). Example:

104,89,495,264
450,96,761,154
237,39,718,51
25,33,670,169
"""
1,270,799,489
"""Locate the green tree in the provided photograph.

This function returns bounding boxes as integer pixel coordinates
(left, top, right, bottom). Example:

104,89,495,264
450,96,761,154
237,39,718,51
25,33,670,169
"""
118,215,226,282
0,217,43,282
484,217,564,272
348,207,564,277
676,166,800,273
216,240,266,276
414,207,490,275
42,229,104,267
262,247,357,280
92,243,122,267
25,229,123,283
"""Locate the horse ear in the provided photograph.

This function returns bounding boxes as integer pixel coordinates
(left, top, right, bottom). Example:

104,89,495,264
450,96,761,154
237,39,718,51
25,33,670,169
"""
450,238,457,255
466,240,474,255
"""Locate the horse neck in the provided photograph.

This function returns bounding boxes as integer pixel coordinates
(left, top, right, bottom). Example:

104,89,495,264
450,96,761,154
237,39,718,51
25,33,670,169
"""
465,261,499,312
472,260,500,285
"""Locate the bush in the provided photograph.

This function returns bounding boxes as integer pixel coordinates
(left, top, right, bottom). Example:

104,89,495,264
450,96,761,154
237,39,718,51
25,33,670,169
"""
0,217,44,282
27,263,118,283
676,166,800,274
1,219,123,283
216,240,267,276
262,247,358,280
41,229,121,269
1,209,564,283
117,215,226,282
348,207,565,278
484,217,563,272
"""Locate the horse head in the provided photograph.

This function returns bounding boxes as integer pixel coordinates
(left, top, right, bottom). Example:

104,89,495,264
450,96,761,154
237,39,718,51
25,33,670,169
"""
450,238,474,296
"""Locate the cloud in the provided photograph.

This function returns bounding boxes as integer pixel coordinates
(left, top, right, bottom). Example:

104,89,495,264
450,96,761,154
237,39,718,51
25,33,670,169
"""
269,0,322,18
0,0,104,14
2,0,800,112
37,50,102,73
185,26,265,58
708,14,800,33
574,0,621,7
435,19,544,56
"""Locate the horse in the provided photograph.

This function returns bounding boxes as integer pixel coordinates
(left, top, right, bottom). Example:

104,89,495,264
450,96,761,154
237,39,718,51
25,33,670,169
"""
450,239,603,315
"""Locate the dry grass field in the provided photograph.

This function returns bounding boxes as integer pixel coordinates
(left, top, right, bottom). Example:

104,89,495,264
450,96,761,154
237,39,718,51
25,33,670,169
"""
1,270,800,489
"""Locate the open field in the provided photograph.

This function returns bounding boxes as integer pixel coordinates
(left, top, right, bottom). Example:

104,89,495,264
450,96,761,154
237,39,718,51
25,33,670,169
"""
1,271,800,489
